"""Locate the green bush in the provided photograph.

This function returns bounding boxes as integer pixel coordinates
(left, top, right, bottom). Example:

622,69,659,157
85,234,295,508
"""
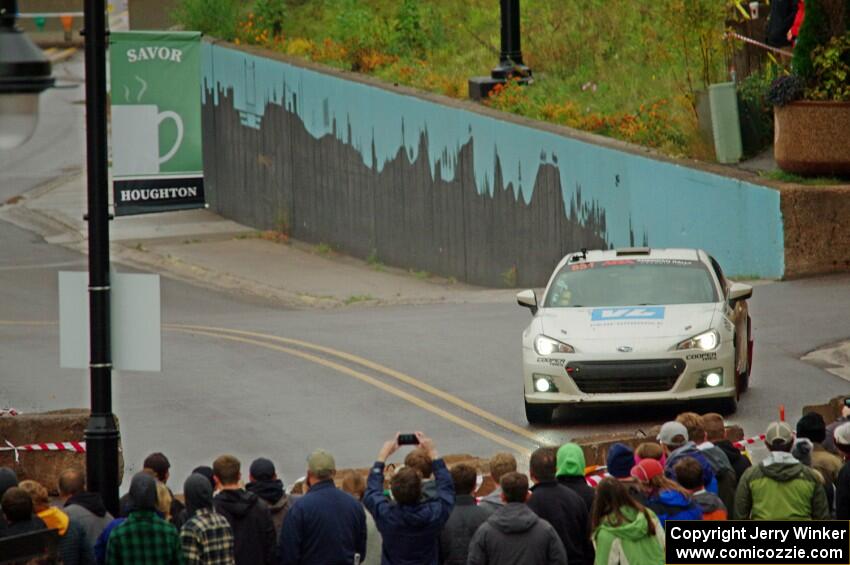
806,32,850,100
738,65,778,156
329,0,388,52
255,0,286,37
173,0,241,40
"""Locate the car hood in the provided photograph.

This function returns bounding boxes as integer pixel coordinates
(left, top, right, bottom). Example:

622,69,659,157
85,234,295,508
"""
539,303,719,341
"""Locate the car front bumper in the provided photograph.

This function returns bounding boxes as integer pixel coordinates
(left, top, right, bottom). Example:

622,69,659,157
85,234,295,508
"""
523,344,736,405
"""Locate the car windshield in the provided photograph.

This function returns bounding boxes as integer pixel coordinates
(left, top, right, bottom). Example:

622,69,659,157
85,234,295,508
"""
543,259,718,308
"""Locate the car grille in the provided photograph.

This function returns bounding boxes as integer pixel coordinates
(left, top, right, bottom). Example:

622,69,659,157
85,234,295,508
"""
567,359,686,393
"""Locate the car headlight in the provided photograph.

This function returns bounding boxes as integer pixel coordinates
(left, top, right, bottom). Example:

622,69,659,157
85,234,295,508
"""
676,330,719,351
534,335,575,355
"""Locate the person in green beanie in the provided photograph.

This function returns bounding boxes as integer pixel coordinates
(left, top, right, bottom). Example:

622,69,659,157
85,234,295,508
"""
591,478,664,565
556,444,595,512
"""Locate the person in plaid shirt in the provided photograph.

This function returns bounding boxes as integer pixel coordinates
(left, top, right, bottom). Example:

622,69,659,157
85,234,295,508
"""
107,472,183,565
180,473,235,565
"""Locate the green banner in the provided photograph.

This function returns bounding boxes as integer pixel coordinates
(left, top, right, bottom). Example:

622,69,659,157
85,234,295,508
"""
110,31,204,216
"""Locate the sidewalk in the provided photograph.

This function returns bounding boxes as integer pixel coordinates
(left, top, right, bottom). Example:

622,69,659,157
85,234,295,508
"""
0,172,517,309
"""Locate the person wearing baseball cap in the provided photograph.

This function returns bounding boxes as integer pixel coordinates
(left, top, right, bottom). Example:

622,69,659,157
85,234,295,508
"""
657,421,718,497
279,449,367,564
246,457,294,537
733,421,829,520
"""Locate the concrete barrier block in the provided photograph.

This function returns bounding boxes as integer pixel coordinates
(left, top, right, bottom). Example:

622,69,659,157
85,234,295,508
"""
0,409,123,495
574,424,745,467
802,395,847,425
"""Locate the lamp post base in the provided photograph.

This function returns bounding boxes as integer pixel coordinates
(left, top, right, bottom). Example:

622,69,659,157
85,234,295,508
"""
468,75,533,101
85,413,121,515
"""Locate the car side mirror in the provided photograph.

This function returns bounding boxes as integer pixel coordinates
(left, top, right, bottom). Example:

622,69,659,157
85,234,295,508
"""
728,282,753,303
516,289,538,315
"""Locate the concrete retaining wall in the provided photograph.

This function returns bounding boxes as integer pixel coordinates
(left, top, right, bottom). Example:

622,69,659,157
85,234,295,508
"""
201,41,786,286
779,185,850,278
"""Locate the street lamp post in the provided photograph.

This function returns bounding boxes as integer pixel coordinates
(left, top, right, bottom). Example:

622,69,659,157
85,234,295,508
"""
468,0,532,101
0,0,55,148
491,0,530,80
82,0,120,516
0,0,119,515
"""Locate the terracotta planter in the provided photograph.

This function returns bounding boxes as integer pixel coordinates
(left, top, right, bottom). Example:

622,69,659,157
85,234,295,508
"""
774,101,850,176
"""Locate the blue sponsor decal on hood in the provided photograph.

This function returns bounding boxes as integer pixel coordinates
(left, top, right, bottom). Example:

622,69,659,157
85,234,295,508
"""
591,307,666,321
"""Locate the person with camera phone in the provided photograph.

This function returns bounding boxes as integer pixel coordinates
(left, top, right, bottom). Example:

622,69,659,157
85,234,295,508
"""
364,432,455,565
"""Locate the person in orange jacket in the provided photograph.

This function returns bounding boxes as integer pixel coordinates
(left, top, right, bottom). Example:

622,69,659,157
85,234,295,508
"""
673,458,728,520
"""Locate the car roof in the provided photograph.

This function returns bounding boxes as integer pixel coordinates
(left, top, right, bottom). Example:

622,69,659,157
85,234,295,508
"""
554,248,706,270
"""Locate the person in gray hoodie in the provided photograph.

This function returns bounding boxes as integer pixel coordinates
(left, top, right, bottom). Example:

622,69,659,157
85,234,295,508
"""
467,472,566,565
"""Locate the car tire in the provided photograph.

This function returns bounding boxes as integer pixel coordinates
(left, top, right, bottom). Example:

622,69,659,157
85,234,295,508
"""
735,334,751,394
525,400,555,425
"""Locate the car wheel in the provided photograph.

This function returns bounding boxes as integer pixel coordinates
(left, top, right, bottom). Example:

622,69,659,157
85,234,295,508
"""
740,318,753,392
525,400,555,425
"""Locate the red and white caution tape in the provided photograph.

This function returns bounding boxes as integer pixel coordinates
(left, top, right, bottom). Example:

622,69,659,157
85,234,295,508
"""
732,434,766,449
725,31,793,57
1,440,86,463
585,465,608,487
0,408,20,416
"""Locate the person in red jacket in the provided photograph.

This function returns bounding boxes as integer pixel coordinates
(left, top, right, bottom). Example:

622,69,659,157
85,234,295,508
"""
788,0,805,45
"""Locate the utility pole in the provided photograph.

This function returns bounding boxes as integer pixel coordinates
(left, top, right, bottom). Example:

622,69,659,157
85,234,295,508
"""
83,0,120,516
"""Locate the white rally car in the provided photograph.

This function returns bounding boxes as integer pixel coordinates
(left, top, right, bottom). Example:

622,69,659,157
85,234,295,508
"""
517,248,753,424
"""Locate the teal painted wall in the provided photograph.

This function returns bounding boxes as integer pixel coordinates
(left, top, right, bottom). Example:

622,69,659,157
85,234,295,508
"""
202,42,785,279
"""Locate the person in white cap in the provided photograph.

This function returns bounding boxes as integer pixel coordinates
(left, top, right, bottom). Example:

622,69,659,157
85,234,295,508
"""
734,421,829,520
657,421,718,496
831,422,850,519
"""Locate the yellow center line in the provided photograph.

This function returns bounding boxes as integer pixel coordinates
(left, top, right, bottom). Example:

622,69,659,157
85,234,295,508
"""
166,323,549,445
0,320,541,454
172,327,531,456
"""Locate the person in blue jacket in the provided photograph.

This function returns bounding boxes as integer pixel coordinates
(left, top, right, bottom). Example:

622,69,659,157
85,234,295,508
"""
631,458,702,528
364,432,455,565
278,449,367,565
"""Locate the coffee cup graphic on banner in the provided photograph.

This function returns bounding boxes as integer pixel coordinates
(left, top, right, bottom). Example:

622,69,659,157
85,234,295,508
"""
112,104,184,176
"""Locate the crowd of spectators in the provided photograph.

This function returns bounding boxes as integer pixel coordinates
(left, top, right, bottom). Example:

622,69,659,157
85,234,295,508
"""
4,409,850,565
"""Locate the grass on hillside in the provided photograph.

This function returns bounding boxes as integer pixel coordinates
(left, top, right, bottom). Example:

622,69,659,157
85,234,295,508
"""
178,0,742,158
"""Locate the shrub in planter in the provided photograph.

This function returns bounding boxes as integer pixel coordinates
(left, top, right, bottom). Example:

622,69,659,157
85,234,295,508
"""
738,66,779,156
766,74,806,106
805,32,850,100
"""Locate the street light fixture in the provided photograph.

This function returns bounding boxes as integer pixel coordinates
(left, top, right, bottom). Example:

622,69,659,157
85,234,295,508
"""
0,0,55,149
